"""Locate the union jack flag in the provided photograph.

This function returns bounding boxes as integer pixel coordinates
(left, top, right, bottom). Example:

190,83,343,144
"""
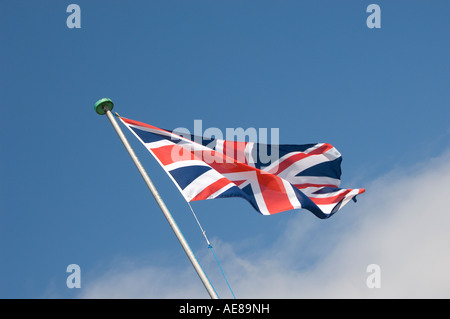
119,116,365,219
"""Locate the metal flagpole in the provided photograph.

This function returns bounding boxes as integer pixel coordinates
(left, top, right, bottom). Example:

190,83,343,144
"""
94,98,219,299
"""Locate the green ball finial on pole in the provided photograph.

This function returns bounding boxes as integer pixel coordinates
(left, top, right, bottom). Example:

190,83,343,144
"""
95,98,114,115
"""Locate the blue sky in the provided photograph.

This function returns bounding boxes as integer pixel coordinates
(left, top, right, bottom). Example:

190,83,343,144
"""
1,1,449,298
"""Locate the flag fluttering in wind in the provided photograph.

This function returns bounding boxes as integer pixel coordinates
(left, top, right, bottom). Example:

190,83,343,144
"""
119,116,364,219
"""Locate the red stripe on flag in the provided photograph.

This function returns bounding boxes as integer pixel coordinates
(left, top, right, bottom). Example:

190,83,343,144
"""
257,173,294,214
274,143,334,175
310,189,353,205
191,178,231,201
293,183,338,189
151,144,249,171
308,143,334,155
151,145,193,165
232,180,247,187
121,117,169,134
208,156,254,174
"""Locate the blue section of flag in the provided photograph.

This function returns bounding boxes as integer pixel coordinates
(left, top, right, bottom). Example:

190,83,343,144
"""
169,166,211,190
296,158,342,179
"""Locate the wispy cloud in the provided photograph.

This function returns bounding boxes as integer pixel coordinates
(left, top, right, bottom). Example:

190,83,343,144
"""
78,150,450,298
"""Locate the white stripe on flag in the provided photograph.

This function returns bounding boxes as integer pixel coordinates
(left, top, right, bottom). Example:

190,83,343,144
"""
244,142,256,167
183,169,227,201
215,140,224,154
305,188,348,198
289,176,341,188
277,152,340,181
143,139,174,149
282,179,302,209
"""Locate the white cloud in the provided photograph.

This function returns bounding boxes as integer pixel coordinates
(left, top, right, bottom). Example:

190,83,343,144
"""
78,151,450,299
